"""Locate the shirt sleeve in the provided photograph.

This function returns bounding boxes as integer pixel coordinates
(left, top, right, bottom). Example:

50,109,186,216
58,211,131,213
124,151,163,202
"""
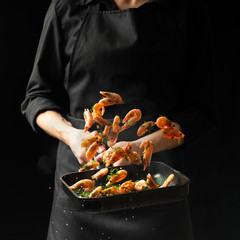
21,0,68,133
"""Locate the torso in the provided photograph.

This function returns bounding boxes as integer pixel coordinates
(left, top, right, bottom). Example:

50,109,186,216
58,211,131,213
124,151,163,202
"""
114,0,150,9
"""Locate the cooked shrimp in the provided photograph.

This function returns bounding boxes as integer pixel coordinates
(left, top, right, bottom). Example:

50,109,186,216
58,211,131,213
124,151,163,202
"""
137,121,155,136
101,186,119,196
162,127,184,140
105,148,125,167
124,144,142,165
99,98,124,106
126,151,142,165
89,186,102,198
106,169,127,186
107,115,121,147
92,102,105,116
134,180,147,191
83,109,94,132
119,180,135,194
146,173,158,189
102,125,111,137
160,174,175,188
93,115,112,126
120,109,142,132
102,150,112,166
78,160,100,172
86,136,102,159
81,135,99,148
69,179,95,191
140,140,153,170
99,91,124,103
91,168,109,180
156,116,175,129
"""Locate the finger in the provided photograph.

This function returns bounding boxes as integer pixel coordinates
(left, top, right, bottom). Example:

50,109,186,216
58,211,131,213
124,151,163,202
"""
113,158,131,167
97,144,106,153
95,153,103,163
76,150,91,166
78,158,88,166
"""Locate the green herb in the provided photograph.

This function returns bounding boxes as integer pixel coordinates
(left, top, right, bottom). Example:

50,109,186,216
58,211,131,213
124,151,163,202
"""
106,167,119,181
89,105,94,113
73,189,92,198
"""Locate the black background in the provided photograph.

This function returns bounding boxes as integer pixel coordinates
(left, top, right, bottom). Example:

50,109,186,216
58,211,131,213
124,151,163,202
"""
2,0,239,239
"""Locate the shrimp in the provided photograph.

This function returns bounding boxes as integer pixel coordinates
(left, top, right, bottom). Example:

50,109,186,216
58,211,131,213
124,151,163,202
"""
99,91,124,103
99,98,124,106
101,186,119,196
78,160,100,172
119,180,135,194
89,186,102,198
83,109,94,132
137,121,155,136
146,173,158,189
105,148,125,167
126,151,142,165
93,115,112,126
102,150,114,166
107,115,121,147
156,116,175,129
134,180,147,191
92,102,105,117
140,140,153,170
124,143,142,165
162,127,184,140
81,135,99,148
69,179,95,191
120,109,142,132
106,169,127,186
91,168,109,180
86,136,102,159
102,125,111,138
160,174,175,188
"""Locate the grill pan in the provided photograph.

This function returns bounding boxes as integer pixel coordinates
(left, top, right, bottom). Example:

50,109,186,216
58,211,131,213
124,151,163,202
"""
60,162,189,213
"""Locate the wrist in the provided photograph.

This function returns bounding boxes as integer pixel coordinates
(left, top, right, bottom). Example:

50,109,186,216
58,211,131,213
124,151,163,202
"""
60,126,80,146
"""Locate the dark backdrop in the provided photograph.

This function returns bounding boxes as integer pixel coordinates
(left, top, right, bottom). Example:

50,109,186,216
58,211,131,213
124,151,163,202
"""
2,0,239,239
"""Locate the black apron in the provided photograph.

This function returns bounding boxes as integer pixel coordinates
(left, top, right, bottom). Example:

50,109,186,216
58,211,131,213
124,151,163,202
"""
48,1,193,239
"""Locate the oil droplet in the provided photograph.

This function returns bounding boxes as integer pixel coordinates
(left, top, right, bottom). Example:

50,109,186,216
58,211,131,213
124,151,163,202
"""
125,218,128,221
132,216,135,219
152,227,155,231
66,223,69,226
81,227,83,230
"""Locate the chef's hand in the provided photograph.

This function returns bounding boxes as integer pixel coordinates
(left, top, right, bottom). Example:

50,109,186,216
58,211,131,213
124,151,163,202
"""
35,110,92,166
66,128,93,166
95,140,143,167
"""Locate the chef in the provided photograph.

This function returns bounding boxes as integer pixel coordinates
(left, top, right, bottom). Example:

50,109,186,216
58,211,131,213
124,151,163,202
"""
20,0,212,239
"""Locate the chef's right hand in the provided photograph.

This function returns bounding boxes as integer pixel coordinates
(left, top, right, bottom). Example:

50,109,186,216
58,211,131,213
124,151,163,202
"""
36,111,92,166
65,128,92,166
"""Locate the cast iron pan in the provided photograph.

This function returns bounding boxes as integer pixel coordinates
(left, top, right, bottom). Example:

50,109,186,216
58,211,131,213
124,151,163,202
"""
60,162,189,213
